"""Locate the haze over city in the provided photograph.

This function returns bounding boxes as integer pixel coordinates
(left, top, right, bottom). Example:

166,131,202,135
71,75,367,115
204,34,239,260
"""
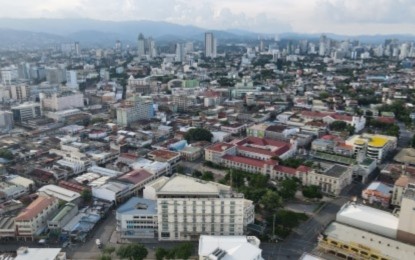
1,0,415,35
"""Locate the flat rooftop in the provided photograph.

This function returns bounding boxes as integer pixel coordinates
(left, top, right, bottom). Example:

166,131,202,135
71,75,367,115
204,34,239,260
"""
117,197,157,215
323,164,349,178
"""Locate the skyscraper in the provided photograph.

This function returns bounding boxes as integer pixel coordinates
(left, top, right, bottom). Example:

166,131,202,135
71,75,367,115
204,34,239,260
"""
205,32,217,58
175,43,184,62
137,33,146,57
74,42,80,55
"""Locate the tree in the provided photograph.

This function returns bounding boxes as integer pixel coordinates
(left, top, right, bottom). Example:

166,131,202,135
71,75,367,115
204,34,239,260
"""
184,128,213,143
155,248,168,260
302,185,323,199
90,117,106,125
0,149,13,160
98,255,112,260
319,92,329,99
201,171,214,181
279,178,298,199
117,244,148,260
260,190,282,211
174,243,193,259
412,135,415,148
103,246,116,255
81,189,92,203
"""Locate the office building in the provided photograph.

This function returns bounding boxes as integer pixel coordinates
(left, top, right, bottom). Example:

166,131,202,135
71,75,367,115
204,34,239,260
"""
66,70,79,89
144,175,255,241
0,111,13,132
137,33,146,57
46,67,66,85
11,103,42,123
205,32,217,58
10,85,30,101
40,91,84,111
116,197,158,239
175,43,185,62
116,95,154,127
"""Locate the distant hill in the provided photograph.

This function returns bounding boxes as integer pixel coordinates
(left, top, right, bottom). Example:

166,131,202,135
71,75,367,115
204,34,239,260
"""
0,18,414,48
0,28,66,49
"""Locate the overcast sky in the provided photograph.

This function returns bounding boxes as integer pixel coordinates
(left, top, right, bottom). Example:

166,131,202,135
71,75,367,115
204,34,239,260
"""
1,0,415,35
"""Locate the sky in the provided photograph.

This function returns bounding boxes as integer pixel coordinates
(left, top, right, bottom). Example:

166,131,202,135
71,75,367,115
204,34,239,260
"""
1,0,415,35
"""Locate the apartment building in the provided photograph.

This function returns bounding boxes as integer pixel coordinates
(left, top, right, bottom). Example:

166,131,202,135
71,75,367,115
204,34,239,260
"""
15,195,59,240
40,91,84,111
144,175,255,241
116,95,154,127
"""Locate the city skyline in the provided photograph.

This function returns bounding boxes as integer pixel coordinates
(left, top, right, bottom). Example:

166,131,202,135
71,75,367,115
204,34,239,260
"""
0,0,415,35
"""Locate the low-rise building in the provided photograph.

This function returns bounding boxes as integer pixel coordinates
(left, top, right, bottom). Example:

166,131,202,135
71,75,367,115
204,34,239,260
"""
308,165,353,196
180,146,203,161
38,185,81,205
147,150,181,169
48,203,78,230
198,235,264,260
14,247,66,260
362,182,393,207
15,195,59,240
116,197,157,239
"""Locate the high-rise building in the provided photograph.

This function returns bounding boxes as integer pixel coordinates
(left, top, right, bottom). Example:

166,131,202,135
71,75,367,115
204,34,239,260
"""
74,42,80,55
66,70,79,89
175,43,184,62
0,111,13,132
46,67,66,85
148,37,157,58
116,95,154,127
10,85,30,101
137,33,146,57
205,32,217,58
115,40,122,51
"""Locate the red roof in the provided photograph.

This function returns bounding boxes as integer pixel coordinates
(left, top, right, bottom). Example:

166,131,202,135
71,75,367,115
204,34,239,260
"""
331,114,353,122
59,180,87,193
206,142,236,152
235,137,291,157
222,155,276,168
296,165,312,173
15,195,57,221
301,111,333,119
118,169,153,184
120,153,139,160
148,149,180,160
376,117,396,124
274,165,297,175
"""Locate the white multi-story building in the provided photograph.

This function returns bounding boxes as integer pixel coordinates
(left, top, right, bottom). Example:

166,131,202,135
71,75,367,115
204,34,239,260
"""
307,165,353,196
11,103,42,123
10,85,30,101
66,70,79,89
205,32,217,58
116,95,154,127
40,91,84,111
15,195,59,240
116,197,158,239
1,66,18,85
143,175,255,241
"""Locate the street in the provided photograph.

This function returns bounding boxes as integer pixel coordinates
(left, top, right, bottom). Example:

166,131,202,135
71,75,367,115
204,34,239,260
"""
260,182,364,259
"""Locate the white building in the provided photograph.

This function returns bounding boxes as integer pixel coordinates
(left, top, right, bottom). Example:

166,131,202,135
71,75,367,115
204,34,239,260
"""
14,247,66,260
11,103,42,123
116,197,158,239
66,70,79,89
144,175,255,241
10,85,30,101
38,185,81,204
41,91,84,111
116,95,154,127
346,134,397,162
198,235,264,260
307,165,353,196
205,32,217,58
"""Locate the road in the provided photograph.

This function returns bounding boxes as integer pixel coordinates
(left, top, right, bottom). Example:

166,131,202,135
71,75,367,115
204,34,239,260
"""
397,122,412,148
260,183,364,259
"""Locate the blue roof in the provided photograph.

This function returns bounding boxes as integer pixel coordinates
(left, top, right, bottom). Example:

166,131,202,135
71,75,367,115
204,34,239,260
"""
117,197,157,215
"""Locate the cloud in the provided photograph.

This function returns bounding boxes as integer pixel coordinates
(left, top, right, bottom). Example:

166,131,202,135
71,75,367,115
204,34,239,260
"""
0,0,414,35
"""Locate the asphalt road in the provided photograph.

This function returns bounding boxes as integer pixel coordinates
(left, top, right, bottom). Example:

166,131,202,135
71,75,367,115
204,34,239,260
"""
260,183,364,259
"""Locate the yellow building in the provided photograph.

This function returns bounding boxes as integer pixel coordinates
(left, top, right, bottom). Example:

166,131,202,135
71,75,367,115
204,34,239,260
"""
346,134,397,162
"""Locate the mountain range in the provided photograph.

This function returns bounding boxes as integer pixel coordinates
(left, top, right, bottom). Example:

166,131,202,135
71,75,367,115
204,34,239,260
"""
0,18,414,48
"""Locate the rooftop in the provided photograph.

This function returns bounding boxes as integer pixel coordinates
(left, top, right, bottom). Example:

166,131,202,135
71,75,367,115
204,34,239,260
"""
323,164,350,178
38,184,81,202
205,142,236,152
117,197,157,215
15,247,64,260
15,195,57,221
118,169,153,184
148,149,180,160
336,202,398,239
